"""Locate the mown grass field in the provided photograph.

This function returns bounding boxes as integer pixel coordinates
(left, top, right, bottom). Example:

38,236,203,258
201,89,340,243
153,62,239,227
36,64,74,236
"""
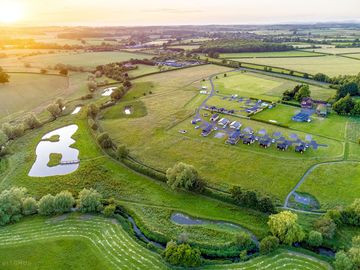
22,51,151,68
99,66,344,202
304,47,360,55
208,71,335,101
297,161,360,209
204,250,331,270
128,64,160,78
252,104,348,140
0,213,167,270
236,55,360,76
220,50,324,59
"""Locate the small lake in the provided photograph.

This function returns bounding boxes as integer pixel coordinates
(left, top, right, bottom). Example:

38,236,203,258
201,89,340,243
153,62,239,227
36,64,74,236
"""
71,107,82,115
28,125,80,177
102,87,117,96
171,212,259,246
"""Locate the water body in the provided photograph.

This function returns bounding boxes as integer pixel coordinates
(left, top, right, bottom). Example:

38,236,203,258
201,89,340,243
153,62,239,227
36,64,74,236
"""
171,212,259,246
128,217,164,249
71,106,82,115
102,87,117,96
28,125,79,177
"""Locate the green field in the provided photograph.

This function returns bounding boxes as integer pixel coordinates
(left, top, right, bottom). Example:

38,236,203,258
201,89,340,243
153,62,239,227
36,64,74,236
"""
128,64,160,78
22,51,151,68
253,104,348,140
236,55,360,76
204,250,331,270
220,50,324,59
0,213,330,270
209,71,335,101
297,161,360,209
304,47,360,55
0,213,167,270
99,66,345,202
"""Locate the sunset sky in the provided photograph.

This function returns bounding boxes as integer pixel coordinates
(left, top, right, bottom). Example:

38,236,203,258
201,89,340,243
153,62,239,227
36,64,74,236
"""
2,0,360,26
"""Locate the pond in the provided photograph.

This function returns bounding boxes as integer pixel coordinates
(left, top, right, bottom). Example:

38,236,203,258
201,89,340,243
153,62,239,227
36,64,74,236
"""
102,87,117,96
71,106,82,115
28,125,80,177
171,212,259,246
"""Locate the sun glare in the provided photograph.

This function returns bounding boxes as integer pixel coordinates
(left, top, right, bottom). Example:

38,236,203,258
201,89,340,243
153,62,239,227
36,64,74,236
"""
0,1,23,23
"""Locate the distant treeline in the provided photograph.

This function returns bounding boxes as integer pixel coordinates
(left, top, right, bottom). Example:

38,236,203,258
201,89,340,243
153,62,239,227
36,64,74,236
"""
193,39,293,54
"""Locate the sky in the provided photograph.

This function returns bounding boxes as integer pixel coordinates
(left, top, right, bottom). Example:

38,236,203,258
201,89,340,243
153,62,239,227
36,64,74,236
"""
2,0,360,26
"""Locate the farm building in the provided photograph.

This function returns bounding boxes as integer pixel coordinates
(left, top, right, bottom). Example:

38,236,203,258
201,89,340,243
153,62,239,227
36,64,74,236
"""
301,97,314,109
210,114,220,121
316,104,328,117
226,130,241,145
292,111,311,122
218,118,230,126
259,138,272,148
201,125,213,137
277,142,289,151
230,121,242,130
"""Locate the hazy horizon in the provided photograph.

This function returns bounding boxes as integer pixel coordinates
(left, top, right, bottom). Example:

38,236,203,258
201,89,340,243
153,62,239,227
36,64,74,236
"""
1,0,360,26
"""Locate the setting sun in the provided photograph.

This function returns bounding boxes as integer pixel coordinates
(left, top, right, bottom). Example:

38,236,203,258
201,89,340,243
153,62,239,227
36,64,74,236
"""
0,1,23,23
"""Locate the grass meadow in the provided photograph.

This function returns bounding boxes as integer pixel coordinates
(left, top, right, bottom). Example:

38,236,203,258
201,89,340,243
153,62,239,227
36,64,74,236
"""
220,50,325,59
297,162,360,209
235,55,360,76
99,66,344,202
22,51,151,68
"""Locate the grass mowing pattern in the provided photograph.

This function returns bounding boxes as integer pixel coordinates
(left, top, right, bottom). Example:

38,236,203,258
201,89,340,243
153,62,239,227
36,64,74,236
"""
204,250,331,270
0,214,167,270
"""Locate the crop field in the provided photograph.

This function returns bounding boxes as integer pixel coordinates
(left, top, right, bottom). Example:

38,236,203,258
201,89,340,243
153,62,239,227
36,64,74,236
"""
236,55,360,76
22,51,151,68
99,66,345,202
0,73,68,121
204,250,331,270
0,213,167,270
220,50,325,59
297,161,360,209
0,72,90,123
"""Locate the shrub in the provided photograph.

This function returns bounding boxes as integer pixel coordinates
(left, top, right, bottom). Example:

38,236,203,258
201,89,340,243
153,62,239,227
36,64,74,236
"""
2,123,25,140
0,187,27,225
307,230,323,247
314,217,336,239
46,103,62,119
334,251,354,270
22,197,38,216
163,240,202,267
166,162,204,192
54,190,75,214
268,211,305,245
87,81,97,92
38,194,55,216
116,144,129,159
87,103,99,119
103,204,116,217
235,232,252,250
24,113,41,129
97,132,113,149
259,236,279,254
78,188,103,213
